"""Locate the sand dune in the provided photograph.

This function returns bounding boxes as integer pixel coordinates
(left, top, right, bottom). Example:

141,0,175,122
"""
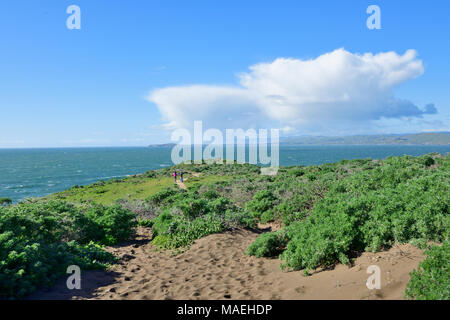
30,227,424,300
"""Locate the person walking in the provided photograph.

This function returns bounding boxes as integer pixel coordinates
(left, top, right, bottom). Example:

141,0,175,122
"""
180,171,184,183
173,171,177,182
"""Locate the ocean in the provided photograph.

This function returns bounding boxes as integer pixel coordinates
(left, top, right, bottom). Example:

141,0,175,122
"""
1,145,449,203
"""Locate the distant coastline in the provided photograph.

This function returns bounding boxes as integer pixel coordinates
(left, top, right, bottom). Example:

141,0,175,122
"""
147,143,176,148
149,132,450,147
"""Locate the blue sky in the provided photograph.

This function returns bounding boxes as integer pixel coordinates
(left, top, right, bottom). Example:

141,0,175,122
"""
0,0,449,148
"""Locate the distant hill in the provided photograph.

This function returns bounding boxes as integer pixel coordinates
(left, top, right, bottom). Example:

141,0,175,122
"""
148,143,176,148
150,132,450,147
280,132,450,145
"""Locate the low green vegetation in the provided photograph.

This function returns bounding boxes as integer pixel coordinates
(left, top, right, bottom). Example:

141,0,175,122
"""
243,154,449,297
0,198,12,206
405,240,449,300
184,174,233,190
279,158,448,272
0,200,136,299
246,230,288,258
148,186,255,249
1,154,448,299
49,176,174,205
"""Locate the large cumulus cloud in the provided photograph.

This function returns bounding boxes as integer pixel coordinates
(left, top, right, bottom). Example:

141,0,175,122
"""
147,48,435,133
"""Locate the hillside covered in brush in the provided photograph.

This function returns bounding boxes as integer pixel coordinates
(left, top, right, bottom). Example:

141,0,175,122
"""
1,153,448,299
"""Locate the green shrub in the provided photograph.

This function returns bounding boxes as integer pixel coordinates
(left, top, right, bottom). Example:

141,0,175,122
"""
144,171,156,178
0,200,135,299
148,187,182,205
177,198,210,220
223,208,256,229
138,219,154,227
149,190,255,249
246,154,449,276
0,198,12,206
151,211,224,249
280,206,355,272
202,189,220,199
288,167,305,177
260,210,275,223
405,241,450,300
0,235,116,298
0,201,86,244
210,197,233,214
246,231,288,258
422,156,435,167
246,190,277,219
83,204,137,245
274,198,308,226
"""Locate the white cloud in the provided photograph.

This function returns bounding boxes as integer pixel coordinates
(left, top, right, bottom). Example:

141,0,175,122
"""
147,48,435,134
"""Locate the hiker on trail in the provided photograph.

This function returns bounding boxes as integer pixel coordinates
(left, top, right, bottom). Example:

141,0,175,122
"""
173,171,177,182
180,171,184,183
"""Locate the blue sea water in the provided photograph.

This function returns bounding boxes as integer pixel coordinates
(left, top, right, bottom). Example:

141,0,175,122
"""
0,145,449,203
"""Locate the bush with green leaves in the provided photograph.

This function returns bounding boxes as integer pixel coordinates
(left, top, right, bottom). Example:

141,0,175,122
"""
421,155,435,167
0,200,136,299
405,241,449,300
150,208,254,249
83,204,137,245
246,190,277,220
149,188,255,249
246,230,289,258
138,218,154,227
177,198,211,220
150,210,224,248
247,154,449,282
148,187,182,205
0,198,12,206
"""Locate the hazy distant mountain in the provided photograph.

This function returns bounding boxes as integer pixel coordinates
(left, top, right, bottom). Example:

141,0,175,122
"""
280,132,450,145
150,132,450,147
148,143,176,148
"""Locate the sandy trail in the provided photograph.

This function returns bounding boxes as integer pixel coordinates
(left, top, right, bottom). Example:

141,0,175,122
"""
30,227,424,300
175,171,197,189
176,180,186,190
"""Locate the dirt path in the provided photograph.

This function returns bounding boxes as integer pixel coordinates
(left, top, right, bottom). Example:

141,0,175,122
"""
176,180,186,190
175,171,200,190
30,227,424,300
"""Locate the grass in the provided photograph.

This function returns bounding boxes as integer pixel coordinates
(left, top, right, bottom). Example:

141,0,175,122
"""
45,169,231,206
49,176,173,205
184,174,233,190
